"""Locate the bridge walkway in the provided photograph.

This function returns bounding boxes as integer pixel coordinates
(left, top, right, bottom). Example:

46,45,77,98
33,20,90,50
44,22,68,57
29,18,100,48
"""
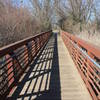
7,33,92,100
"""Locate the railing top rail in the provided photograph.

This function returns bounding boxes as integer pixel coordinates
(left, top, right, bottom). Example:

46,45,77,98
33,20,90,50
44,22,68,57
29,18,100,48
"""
0,30,52,57
62,30,100,59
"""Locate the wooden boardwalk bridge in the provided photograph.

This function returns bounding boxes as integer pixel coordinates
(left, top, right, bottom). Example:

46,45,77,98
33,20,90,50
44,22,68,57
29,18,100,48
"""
0,31,100,100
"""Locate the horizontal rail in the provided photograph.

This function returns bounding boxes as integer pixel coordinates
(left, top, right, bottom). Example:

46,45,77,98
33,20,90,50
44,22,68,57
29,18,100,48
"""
61,30,100,100
0,30,52,98
0,31,51,57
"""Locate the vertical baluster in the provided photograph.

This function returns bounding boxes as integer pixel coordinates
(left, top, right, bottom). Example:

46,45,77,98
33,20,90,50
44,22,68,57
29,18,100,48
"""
34,38,38,54
26,42,32,63
9,52,22,82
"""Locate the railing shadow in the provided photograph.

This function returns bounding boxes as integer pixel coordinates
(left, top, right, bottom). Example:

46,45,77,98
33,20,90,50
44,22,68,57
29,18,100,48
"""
7,33,61,100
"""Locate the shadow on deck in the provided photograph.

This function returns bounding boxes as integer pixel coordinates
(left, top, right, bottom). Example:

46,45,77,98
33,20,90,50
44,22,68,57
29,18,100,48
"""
7,34,61,100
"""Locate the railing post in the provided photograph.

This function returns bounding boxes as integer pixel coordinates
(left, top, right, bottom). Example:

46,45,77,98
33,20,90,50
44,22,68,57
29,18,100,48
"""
34,38,38,54
39,36,41,49
9,52,22,83
26,43,32,63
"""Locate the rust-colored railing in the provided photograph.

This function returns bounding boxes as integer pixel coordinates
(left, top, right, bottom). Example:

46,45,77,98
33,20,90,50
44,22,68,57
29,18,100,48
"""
0,30,52,98
61,30,100,100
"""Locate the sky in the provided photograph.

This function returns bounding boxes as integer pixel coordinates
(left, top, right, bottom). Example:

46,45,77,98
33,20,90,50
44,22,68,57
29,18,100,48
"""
12,0,31,7
12,0,100,22
22,0,31,7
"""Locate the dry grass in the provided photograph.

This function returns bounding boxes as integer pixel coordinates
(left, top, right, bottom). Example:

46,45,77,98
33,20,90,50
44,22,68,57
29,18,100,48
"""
76,30,100,47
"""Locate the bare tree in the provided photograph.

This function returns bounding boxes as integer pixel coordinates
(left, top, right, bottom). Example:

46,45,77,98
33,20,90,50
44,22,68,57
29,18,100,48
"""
53,0,94,33
30,0,52,31
0,0,42,47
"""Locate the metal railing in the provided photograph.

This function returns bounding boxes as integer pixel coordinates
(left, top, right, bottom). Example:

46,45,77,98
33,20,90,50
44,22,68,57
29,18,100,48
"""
0,30,52,98
61,30,100,100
